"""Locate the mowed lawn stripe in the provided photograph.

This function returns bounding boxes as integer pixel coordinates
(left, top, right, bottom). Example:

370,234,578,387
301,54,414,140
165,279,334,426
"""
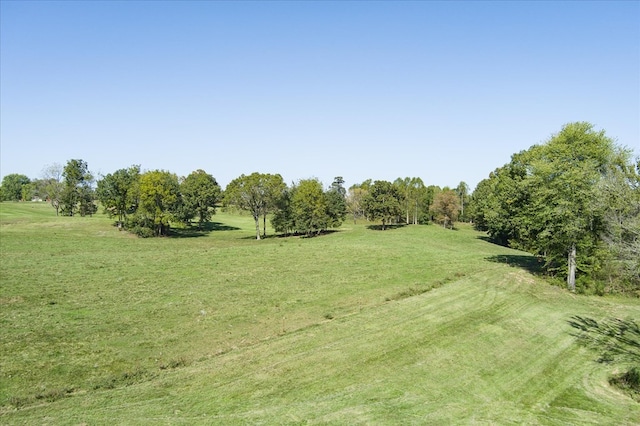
6,268,638,424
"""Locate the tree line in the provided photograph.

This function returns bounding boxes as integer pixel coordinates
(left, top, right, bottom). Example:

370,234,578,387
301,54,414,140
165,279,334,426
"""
3,121,636,294
1,162,468,238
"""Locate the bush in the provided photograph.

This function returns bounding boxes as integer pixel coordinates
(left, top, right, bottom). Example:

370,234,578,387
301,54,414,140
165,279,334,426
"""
575,275,605,296
125,214,156,238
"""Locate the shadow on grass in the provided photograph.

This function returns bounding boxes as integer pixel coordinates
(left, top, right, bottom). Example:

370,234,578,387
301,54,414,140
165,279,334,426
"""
170,222,241,238
477,234,510,247
366,224,407,231
240,230,341,240
568,316,640,364
485,254,543,275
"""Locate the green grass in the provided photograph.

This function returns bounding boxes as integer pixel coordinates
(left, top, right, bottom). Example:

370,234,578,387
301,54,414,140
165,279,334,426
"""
1,202,638,424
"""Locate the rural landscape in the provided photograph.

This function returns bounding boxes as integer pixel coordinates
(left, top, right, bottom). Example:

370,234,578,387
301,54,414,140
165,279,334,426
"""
1,122,639,423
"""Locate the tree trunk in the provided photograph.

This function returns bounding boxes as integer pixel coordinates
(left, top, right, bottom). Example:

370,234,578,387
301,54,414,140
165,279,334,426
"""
253,214,261,240
263,213,267,238
567,244,576,292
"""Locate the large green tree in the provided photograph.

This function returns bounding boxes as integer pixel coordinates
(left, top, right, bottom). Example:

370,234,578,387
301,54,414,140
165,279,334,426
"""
291,178,329,236
525,123,619,291
471,122,634,293
137,170,180,236
1,174,31,201
60,159,96,216
224,172,285,240
180,169,221,229
362,180,403,230
96,165,141,228
273,178,346,236
326,177,347,229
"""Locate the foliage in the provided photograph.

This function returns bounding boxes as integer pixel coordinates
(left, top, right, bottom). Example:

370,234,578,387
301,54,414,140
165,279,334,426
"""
224,172,286,239
260,173,287,238
291,178,329,235
137,170,180,236
596,159,640,294
394,177,428,225
271,186,295,235
96,165,141,228
40,163,64,216
273,178,346,236
430,189,460,229
60,159,97,217
180,169,221,229
346,183,368,224
0,174,31,201
325,185,347,229
455,181,470,222
469,122,637,293
362,180,403,230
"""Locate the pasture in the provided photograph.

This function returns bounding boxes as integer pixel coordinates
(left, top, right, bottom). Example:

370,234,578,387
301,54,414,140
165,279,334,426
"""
1,202,638,424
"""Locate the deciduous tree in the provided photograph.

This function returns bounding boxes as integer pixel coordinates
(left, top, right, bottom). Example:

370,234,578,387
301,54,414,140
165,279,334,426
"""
430,189,460,229
455,181,470,222
181,169,221,229
470,122,633,293
96,165,140,228
291,178,329,236
137,170,180,236
41,163,64,215
61,159,96,216
362,180,402,230
1,174,31,201
346,183,368,224
224,172,285,240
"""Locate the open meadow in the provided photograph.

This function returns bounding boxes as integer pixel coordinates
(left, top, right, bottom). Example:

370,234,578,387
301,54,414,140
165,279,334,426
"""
1,202,638,424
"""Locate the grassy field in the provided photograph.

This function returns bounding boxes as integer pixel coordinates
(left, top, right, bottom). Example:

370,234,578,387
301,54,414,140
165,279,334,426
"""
1,202,638,424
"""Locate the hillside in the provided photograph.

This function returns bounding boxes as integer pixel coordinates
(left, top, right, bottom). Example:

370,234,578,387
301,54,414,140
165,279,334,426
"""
1,202,638,424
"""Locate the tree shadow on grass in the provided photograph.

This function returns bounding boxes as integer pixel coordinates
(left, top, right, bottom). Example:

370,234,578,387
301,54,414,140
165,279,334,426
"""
485,254,543,275
170,221,241,238
366,224,407,231
239,230,341,240
567,316,640,364
477,234,510,247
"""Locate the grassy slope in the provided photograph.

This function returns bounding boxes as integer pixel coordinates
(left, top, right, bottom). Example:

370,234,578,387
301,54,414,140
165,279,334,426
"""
1,202,638,424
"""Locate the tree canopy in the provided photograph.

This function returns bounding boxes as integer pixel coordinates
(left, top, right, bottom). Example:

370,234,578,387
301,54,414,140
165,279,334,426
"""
470,122,639,294
224,172,286,240
137,170,180,237
362,180,403,230
0,174,31,201
180,169,221,229
97,165,141,228
61,159,96,217
431,189,460,229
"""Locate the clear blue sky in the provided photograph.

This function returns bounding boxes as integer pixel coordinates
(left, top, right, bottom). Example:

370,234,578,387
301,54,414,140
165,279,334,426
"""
1,1,638,191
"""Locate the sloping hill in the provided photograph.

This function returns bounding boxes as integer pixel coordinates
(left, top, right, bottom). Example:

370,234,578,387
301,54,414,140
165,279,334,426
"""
1,202,638,424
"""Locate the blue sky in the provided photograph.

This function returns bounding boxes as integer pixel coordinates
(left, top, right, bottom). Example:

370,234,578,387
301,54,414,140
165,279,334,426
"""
1,1,638,191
